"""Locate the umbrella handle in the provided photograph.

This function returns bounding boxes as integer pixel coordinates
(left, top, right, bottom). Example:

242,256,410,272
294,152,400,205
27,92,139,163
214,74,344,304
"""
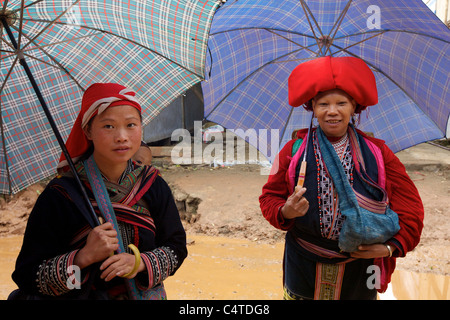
295,161,307,192
1,18,100,227
294,113,313,192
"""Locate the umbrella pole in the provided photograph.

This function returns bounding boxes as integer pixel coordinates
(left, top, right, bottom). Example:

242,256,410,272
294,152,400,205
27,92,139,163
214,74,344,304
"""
1,19,100,227
295,113,314,192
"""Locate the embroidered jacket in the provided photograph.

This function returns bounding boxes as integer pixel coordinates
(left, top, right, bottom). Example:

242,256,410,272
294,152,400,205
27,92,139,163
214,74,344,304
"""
259,128,424,292
12,165,187,299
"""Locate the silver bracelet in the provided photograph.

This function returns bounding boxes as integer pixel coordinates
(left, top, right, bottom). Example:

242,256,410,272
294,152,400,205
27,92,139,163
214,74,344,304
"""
385,244,393,258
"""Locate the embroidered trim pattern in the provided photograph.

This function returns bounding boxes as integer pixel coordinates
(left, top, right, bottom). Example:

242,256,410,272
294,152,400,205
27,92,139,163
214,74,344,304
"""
141,246,179,289
36,250,79,296
314,263,345,300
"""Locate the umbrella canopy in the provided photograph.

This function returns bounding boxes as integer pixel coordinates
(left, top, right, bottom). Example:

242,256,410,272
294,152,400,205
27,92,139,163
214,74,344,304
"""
202,0,450,163
1,0,221,194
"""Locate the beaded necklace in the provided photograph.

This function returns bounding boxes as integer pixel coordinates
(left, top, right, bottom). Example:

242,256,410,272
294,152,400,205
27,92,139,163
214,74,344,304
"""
331,133,349,157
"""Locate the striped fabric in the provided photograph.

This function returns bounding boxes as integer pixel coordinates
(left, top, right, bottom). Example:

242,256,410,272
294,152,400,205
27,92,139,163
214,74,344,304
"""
202,0,449,162
1,0,220,194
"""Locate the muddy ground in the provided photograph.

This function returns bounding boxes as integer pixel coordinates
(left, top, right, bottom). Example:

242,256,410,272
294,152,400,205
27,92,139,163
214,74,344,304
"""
0,148,448,299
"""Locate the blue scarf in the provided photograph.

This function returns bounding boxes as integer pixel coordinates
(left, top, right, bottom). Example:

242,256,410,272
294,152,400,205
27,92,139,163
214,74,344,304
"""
83,155,142,300
316,126,400,252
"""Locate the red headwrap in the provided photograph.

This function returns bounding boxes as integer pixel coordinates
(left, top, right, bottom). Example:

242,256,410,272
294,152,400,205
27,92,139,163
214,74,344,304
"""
288,56,378,113
58,83,141,170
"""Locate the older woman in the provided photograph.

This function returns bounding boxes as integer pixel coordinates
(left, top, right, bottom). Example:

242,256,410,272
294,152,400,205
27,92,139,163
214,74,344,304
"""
259,56,424,300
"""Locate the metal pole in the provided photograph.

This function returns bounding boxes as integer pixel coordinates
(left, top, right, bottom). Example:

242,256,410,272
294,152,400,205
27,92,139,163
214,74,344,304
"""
1,18,100,227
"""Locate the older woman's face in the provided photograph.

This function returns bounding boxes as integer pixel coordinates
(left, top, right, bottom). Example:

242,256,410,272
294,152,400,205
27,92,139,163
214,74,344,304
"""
312,89,356,138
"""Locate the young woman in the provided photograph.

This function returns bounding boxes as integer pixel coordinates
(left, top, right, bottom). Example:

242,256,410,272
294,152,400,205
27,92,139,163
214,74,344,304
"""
12,83,187,300
259,57,424,300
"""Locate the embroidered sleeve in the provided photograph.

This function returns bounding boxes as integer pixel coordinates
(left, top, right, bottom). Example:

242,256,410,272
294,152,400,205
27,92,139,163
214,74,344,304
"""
139,246,179,290
36,250,83,296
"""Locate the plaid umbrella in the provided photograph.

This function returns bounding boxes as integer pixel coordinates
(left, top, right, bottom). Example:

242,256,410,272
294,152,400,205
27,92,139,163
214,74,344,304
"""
1,0,221,195
202,0,450,163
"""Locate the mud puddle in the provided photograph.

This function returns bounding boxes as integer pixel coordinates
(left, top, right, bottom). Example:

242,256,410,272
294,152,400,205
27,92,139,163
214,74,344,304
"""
0,235,448,300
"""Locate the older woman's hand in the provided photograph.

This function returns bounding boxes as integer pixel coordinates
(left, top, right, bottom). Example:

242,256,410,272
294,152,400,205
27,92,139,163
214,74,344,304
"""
281,187,309,220
350,244,392,259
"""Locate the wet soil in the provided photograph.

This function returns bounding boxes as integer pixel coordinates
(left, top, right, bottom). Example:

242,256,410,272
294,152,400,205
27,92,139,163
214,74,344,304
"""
0,161,448,300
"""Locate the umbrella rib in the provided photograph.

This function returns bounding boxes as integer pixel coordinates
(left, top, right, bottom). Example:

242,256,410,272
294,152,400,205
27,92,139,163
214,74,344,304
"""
21,18,205,80
324,0,352,56
0,55,19,194
269,57,315,64
12,0,44,13
11,25,86,90
210,28,449,46
20,0,82,52
279,106,294,147
0,54,19,95
1,0,9,14
0,49,14,55
333,30,388,41
327,0,352,40
205,31,329,119
0,30,105,61
0,36,18,195
265,29,317,56
205,45,313,119
209,27,319,60
19,51,52,66
210,27,317,39
0,34,15,51
95,28,205,80
327,31,387,56
16,0,25,50
332,43,441,129
298,0,323,37
2,18,101,222
19,50,79,83
299,0,324,56
20,32,105,52
0,106,13,195
334,29,450,44
389,29,450,43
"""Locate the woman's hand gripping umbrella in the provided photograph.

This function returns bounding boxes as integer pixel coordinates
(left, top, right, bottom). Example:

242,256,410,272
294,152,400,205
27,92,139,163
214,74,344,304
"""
295,114,313,191
282,115,314,220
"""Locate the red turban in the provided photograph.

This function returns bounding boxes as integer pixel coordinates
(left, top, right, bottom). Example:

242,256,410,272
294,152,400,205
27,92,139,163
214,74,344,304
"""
288,56,378,113
58,83,141,170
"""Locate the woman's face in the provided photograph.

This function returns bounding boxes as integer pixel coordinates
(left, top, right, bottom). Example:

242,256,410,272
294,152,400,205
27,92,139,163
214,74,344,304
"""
312,89,356,138
84,105,142,168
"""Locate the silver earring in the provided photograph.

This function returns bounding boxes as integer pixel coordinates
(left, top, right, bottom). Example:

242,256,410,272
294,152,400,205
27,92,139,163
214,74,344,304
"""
351,114,359,126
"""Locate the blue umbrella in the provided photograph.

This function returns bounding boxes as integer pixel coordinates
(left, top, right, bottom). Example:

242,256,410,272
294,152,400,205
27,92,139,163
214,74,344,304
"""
202,0,449,163
0,0,221,195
